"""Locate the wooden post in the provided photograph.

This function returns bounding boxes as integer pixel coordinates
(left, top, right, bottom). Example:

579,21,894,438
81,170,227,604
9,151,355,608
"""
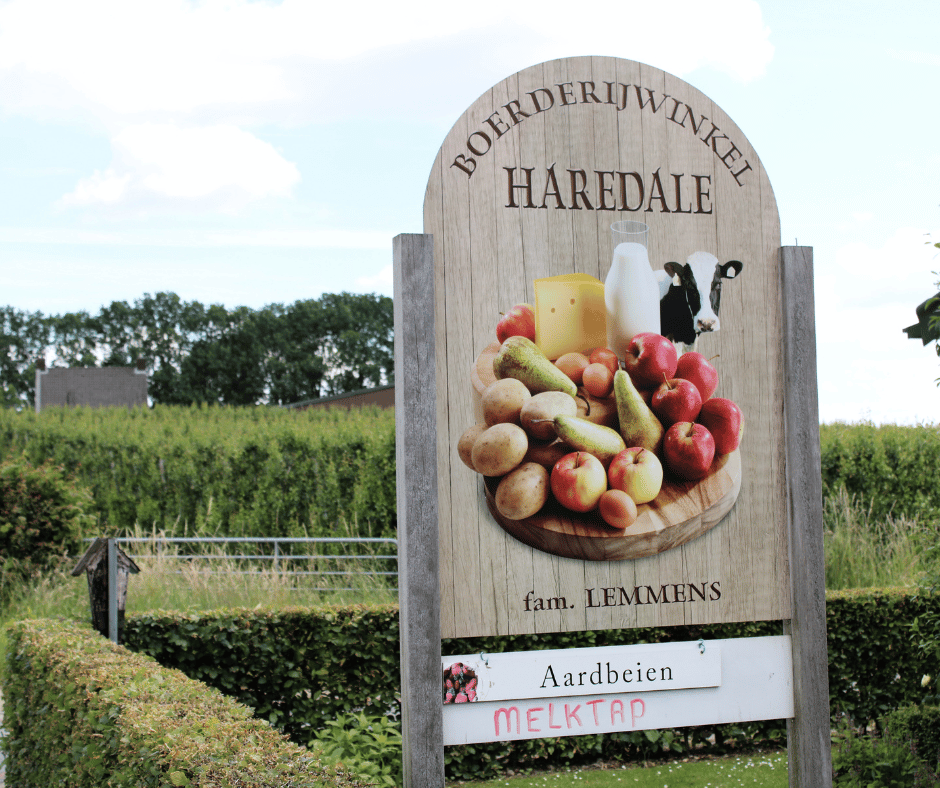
780,246,832,787
394,233,444,787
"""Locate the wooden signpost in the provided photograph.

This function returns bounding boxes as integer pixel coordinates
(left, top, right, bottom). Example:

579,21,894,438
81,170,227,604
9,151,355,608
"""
396,56,830,787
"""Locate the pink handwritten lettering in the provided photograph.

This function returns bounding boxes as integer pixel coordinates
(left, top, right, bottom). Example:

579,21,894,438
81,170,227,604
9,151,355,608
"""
565,703,582,728
527,707,544,733
548,703,562,730
631,698,646,727
610,699,626,724
586,699,604,725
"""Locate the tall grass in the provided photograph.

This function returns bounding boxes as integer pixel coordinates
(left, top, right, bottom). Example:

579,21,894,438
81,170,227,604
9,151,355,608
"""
824,486,938,591
0,532,397,678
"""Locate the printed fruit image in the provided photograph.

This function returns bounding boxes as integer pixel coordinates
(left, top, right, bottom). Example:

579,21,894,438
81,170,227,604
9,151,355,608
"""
698,397,744,454
675,351,719,401
607,447,663,505
459,285,743,562
663,421,716,481
496,303,536,344
551,452,607,513
623,332,678,389
651,378,702,426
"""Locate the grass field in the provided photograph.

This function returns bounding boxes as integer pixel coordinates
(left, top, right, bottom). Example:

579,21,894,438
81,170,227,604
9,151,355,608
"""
448,750,788,788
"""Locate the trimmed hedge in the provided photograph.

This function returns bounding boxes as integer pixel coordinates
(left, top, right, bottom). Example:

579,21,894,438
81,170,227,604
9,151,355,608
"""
3,411,940,539
115,588,936,780
2,618,367,788
124,605,402,743
883,703,940,773
0,404,396,538
820,422,940,521
4,590,935,781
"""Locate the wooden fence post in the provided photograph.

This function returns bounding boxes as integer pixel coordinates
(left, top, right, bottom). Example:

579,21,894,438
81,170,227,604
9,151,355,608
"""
394,233,444,787
780,246,832,787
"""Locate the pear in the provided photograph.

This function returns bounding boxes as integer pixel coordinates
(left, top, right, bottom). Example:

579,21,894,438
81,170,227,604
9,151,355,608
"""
493,336,577,397
613,370,664,455
553,415,626,468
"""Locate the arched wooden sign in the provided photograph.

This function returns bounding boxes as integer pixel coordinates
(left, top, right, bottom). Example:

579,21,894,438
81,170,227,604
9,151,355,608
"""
425,56,788,639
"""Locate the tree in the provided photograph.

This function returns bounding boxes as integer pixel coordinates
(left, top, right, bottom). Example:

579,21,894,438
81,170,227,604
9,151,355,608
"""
317,292,394,396
0,307,50,409
0,291,394,407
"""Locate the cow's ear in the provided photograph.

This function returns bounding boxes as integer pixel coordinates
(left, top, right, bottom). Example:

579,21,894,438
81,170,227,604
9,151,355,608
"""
721,260,743,279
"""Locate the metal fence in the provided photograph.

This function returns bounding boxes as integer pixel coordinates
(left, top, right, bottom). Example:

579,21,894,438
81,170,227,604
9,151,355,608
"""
101,536,399,592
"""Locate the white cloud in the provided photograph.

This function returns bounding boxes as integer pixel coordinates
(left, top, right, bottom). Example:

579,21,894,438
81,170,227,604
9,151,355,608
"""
0,225,394,250
1,0,772,212
60,123,300,211
0,0,773,127
815,227,940,424
355,264,393,295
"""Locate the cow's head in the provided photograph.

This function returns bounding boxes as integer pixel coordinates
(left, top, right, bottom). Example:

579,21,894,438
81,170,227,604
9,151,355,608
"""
664,253,743,336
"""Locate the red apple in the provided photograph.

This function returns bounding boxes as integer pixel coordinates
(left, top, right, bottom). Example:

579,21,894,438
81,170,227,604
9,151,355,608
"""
598,489,638,530
663,422,715,481
651,378,702,426
697,397,743,454
607,447,663,505
589,347,620,375
550,451,607,512
496,303,536,344
623,332,678,389
675,351,719,401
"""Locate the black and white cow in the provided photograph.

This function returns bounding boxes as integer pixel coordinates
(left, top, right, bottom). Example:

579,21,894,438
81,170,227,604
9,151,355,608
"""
657,252,743,347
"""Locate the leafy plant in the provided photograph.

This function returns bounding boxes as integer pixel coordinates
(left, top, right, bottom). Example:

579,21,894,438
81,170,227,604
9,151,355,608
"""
832,720,937,787
883,704,940,775
311,712,403,787
0,455,93,592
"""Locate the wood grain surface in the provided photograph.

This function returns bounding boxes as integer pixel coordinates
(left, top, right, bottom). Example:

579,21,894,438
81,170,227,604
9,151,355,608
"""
425,56,788,638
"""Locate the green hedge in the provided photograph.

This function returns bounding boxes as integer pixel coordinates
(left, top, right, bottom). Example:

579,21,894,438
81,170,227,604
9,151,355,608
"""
124,605,402,743
116,589,935,780
820,422,940,521
3,411,940,540
2,618,366,787
0,404,396,538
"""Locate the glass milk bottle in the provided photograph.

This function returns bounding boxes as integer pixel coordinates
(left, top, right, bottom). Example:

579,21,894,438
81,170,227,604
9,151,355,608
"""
605,220,661,361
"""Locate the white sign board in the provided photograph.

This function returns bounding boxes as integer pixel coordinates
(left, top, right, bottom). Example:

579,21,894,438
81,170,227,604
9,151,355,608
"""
442,636,792,745
442,640,721,703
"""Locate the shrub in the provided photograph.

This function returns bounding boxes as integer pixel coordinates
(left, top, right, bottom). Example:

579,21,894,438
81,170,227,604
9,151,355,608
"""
311,713,403,787
820,422,940,522
831,721,933,787
2,618,368,787
0,404,397,538
0,455,92,590
883,704,940,776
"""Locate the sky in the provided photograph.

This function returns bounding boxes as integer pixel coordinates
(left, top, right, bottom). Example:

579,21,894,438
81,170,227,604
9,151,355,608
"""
1,0,938,425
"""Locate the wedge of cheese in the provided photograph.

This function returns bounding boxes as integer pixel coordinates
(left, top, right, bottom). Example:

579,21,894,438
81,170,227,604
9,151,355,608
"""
534,274,607,360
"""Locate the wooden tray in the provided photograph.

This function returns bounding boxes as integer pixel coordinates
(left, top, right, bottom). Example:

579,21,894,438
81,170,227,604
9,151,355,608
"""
484,449,741,561
473,341,741,561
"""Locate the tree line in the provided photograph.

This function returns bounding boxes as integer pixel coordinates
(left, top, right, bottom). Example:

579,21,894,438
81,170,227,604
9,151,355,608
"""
0,292,393,409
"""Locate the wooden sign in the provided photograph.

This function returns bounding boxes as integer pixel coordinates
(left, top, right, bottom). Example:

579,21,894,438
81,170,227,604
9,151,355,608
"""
424,56,787,639
441,636,792,745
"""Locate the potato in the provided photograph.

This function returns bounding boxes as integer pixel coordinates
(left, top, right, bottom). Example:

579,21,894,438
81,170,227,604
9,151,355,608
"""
523,439,573,470
495,462,550,520
471,423,528,477
520,391,578,440
482,378,531,426
457,423,488,470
